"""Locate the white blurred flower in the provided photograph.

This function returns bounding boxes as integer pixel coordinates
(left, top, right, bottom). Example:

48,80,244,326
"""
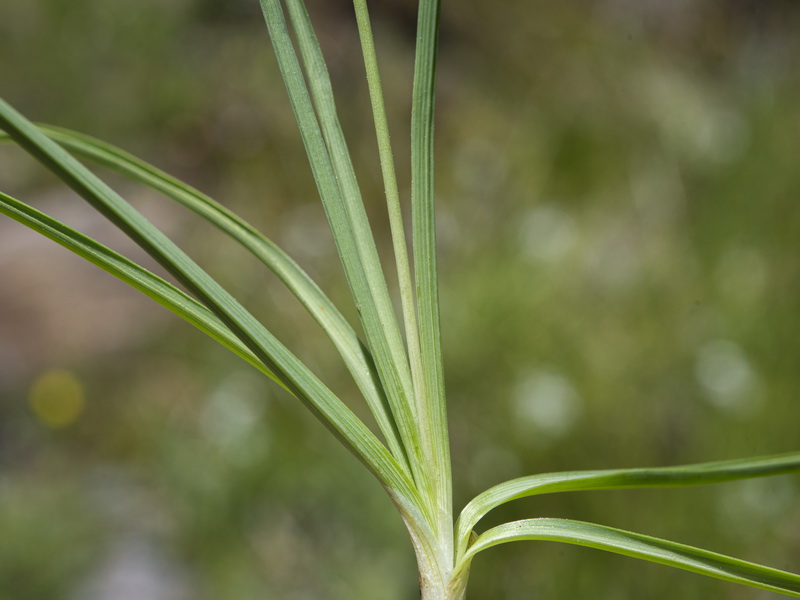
695,339,761,415
513,368,582,438
519,204,577,263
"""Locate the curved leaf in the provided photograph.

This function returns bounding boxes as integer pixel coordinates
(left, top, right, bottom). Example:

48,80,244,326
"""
0,96,421,510
0,190,285,388
458,518,800,597
457,452,800,559
0,124,407,472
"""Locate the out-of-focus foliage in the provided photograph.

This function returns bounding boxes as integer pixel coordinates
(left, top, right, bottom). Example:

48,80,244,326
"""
1,1,799,598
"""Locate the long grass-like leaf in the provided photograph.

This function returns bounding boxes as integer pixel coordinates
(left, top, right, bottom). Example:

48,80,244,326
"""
411,0,452,560
260,0,428,503
456,452,800,560
282,0,421,470
0,125,407,472
457,518,800,597
0,190,286,388
352,0,426,450
0,96,421,509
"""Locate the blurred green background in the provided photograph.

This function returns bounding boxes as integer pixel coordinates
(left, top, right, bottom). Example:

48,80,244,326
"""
1,0,800,598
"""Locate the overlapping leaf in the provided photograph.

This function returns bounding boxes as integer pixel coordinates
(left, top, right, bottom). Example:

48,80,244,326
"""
259,0,428,498
0,191,283,387
352,0,425,462
410,0,452,560
0,97,420,509
0,124,406,470
456,452,800,559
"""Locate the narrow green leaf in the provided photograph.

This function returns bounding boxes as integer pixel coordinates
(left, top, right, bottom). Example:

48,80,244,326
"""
0,96,421,508
0,190,286,388
458,518,800,597
260,0,429,503
352,0,426,451
0,124,407,472
411,0,452,559
456,452,800,560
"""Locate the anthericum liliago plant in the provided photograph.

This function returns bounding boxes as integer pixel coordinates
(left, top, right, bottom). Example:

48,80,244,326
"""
1,1,799,598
